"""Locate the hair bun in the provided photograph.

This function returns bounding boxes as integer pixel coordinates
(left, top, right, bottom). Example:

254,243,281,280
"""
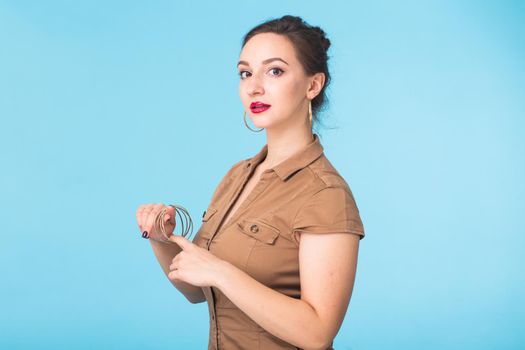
312,26,331,52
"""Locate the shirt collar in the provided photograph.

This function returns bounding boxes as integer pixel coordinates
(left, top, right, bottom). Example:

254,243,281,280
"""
245,133,324,181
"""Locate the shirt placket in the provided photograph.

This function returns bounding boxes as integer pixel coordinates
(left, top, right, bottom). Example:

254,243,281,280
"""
204,166,252,350
213,169,275,237
204,231,221,349
204,166,274,349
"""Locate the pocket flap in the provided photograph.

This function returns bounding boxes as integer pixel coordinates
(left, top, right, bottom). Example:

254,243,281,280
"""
202,207,218,222
237,218,280,245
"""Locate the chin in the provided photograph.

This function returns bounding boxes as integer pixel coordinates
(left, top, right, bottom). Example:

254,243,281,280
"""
248,116,269,129
253,118,275,128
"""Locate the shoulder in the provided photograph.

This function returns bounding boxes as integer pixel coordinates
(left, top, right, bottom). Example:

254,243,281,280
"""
207,158,246,204
283,152,360,217
230,158,248,173
220,158,246,179
302,153,354,195
291,154,365,241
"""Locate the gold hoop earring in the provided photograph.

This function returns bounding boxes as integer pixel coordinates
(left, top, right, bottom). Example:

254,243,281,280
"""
244,111,264,132
309,100,313,126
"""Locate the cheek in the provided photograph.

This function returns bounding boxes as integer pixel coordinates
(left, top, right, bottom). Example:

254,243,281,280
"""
283,77,304,103
274,76,297,94
240,90,254,111
239,85,247,103
263,87,298,120
267,79,299,105
279,83,304,113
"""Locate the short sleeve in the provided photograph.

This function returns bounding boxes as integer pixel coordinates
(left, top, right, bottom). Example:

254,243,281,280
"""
291,186,365,244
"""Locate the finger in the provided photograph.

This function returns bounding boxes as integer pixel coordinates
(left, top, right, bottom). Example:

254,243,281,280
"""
144,203,164,237
140,204,154,235
168,235,192,250
165,205,176,226
169,257,179,270
136,205,143,229
169,254,180,272
170,253,181,268
136,204,150,232
168,269,180,281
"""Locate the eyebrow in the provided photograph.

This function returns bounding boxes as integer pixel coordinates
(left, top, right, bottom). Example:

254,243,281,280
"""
237,57,289,67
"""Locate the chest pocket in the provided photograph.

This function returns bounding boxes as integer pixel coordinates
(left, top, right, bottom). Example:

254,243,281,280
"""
237,218,281,245
193,206,218,248
202,207,218,223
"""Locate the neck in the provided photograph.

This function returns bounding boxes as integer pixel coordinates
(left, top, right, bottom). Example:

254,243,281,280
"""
260,128,314,170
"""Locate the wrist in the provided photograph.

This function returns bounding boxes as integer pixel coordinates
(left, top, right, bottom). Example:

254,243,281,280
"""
149,236,181,249
214,259,234,289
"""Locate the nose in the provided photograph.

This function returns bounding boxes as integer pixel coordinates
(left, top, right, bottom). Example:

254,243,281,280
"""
246,73,264,96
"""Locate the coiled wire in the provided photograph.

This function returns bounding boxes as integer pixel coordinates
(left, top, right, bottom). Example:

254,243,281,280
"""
153,204,194,243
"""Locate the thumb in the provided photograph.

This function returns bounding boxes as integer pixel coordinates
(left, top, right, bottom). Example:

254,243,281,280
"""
165,206,176,224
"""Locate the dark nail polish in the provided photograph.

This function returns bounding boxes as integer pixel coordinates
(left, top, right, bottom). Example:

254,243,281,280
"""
142,231,148,238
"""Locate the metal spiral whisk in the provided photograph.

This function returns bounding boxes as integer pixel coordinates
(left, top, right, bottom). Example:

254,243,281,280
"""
153,204,194,243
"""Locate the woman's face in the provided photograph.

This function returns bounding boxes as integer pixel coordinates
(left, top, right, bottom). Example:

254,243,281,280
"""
237,32,323,131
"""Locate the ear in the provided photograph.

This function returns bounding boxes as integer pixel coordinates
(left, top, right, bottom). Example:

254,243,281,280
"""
306,72,326,100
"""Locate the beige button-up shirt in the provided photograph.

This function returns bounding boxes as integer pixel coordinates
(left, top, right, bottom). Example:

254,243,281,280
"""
192,133,365,350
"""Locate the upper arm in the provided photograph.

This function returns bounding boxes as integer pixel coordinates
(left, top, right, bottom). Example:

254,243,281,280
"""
292,186,365,346
299,232,360,345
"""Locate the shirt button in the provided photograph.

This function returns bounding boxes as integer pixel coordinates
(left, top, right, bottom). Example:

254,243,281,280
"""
250,224,259,233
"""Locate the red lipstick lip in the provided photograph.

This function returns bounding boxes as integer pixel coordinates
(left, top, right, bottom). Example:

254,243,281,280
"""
251,105,270,113
251,101,271,109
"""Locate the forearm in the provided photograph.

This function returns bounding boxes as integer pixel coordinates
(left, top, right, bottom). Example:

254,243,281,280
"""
215,261,328,350
149,239,205,304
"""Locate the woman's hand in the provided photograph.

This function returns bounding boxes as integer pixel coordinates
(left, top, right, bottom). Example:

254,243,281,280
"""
136,203,176,242
167,235,229,288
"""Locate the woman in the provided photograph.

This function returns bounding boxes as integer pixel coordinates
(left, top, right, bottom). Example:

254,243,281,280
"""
136,15,365,350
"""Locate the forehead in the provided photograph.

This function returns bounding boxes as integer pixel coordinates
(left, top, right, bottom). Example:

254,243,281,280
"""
239,33,297,65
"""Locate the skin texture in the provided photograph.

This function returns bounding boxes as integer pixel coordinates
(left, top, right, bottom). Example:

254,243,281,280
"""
238,32,325,169
136,32,361,350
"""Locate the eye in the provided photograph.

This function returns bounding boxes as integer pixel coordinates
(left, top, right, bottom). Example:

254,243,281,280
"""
269,67,284,76
238,67,284,80
239,70,251,80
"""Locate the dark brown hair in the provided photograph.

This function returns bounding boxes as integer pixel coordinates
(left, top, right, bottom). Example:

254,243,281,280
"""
241,15,332,131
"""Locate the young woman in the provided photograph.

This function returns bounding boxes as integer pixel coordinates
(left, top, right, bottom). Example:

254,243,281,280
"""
136,15,365,350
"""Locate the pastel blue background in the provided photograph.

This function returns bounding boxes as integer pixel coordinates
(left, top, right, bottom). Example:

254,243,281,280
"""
1,1,523,349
